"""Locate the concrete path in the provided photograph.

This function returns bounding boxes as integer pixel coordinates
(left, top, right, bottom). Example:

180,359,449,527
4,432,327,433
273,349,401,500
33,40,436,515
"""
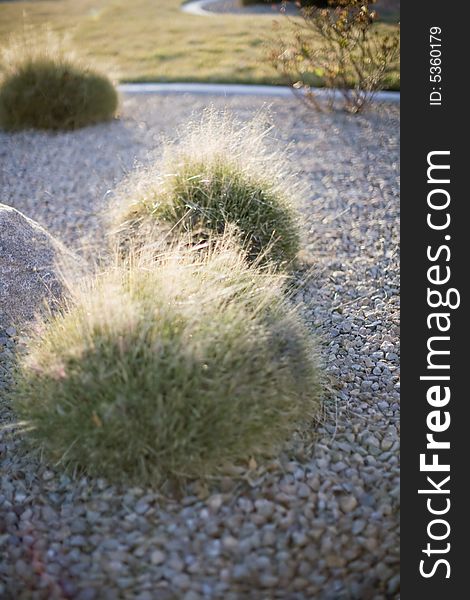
118,82,400,103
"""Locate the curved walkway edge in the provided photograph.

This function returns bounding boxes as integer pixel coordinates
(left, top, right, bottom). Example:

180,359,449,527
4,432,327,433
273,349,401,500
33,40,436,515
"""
118,82,400,103
180,0,297,17
181,0,215,16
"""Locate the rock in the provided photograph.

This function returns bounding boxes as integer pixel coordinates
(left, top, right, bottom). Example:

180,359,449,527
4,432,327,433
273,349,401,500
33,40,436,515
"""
69,535,86,547
135,594,154,600
339,495,358,513
173,574,191,589
42,470,55,481
232,564,250,581
76,588,97,600
0,204,78,326
259,573,278,588
387,573,400,595
135,500,149,515
222,535,238,551
254,500,275,519
325,555,346,568
150,550,166,565
352,520,366,535
381,437,394,451
207,494,224,512
183,592,201,600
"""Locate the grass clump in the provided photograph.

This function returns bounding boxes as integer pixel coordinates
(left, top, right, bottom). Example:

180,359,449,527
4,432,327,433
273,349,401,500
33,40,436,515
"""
13,236,320,486
0,31,118,131
112,109,301,268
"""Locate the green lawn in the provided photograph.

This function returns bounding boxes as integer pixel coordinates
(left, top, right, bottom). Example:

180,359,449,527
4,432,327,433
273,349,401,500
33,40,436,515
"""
0,0,400,88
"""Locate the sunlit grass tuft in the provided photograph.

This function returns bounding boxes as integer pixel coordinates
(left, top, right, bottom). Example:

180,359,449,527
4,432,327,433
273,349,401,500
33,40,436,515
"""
0,29,118,131
12,234,321,486
112,108,301,268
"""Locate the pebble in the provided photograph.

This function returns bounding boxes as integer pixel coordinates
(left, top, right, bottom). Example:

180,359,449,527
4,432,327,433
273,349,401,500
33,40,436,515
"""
135,500,150,515
388,573,400,595
340,495,358,513
76,588,97,600
150,550,166,565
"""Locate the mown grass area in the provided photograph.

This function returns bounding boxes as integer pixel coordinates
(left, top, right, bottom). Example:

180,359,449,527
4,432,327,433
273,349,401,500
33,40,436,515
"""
0,0,400,88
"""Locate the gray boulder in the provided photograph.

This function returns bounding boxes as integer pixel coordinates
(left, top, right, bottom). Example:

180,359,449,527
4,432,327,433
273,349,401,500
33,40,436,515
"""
0,203,75,327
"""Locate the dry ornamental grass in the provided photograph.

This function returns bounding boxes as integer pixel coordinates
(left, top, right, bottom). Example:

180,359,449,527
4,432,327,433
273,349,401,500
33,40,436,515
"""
112,108,302,268
13,236,321,486
0,30,118,130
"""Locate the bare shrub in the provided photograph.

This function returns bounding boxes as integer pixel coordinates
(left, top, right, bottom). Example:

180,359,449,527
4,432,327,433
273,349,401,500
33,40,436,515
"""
269,0,400,112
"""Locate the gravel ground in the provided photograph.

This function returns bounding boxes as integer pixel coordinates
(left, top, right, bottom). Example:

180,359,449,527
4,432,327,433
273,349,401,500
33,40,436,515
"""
0,94,400,599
